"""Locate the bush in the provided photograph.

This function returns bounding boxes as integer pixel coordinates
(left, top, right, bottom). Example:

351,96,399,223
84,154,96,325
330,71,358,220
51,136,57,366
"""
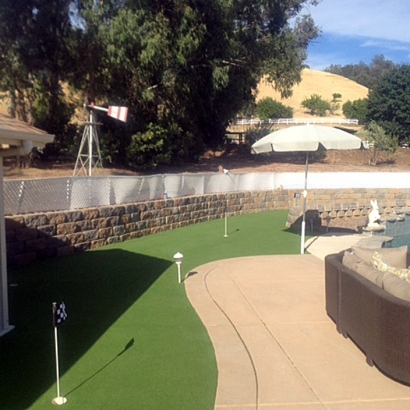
255,97,293,120
301,94,331,116
342,99,368,124
358,121,398,165
127,124,171,168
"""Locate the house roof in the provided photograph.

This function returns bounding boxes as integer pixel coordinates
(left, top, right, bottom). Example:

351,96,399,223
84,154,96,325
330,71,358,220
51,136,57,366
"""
0,113,54,149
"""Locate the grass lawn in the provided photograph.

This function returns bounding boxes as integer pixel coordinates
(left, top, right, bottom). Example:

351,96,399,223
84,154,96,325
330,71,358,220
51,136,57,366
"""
0,210,302,409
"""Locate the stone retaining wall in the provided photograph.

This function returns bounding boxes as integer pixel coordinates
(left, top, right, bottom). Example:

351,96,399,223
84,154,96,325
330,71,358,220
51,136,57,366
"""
287,188,410,229
6,188,410,265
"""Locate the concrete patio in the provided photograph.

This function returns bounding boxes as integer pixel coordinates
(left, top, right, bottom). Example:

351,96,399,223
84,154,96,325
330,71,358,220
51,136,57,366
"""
185,233,410,409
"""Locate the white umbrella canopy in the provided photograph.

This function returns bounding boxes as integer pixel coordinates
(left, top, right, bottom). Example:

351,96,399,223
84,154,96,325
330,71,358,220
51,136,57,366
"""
251,124,364,153
251,124,366,254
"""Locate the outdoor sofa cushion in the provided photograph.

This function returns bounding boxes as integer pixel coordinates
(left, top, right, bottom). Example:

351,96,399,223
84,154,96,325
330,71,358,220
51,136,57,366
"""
351,245,407,269
382,272,410,302
356,262,385,288
342,250,384,287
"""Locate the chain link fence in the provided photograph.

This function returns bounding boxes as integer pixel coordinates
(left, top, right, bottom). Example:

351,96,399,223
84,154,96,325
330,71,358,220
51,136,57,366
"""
4,172,410,215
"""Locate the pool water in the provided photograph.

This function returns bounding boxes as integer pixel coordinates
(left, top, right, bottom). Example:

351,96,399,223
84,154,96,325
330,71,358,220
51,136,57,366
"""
373,214,410,248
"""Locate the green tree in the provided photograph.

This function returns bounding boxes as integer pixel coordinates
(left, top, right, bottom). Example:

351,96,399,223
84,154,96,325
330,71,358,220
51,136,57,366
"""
256,98,293,120
301,94,331,116
325,55,395,89
99,0,319,166
0,0,76,147
358,121,397,165
366,64,410,142
332,93,342,102
342,99,368,124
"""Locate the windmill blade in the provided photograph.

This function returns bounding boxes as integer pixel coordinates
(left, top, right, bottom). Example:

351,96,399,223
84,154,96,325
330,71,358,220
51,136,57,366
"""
107,106,128,122
87,104,129,123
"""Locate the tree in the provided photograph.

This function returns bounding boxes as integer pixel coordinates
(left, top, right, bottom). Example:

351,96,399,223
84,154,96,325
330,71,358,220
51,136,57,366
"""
255,98,293,120
358,121,397,165
366,64,410,142
342,99,368,123
324,55,395,89
332,93,342,102
301,94,331,116
0,0,76,148
97,0,320,166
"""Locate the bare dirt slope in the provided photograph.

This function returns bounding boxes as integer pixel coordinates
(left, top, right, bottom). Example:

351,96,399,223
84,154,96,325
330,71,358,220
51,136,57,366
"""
257,69,369,118
4,146,410,180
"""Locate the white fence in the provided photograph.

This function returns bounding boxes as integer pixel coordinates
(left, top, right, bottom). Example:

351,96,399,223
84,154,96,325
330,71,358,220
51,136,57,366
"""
4,172,410,215
234,118,359,126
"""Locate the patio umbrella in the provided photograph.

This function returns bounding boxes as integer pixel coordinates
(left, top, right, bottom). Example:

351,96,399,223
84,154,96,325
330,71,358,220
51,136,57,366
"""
251,124,366,254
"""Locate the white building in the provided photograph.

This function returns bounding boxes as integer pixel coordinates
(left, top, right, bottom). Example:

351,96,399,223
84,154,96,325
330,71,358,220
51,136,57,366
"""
0,113,54,336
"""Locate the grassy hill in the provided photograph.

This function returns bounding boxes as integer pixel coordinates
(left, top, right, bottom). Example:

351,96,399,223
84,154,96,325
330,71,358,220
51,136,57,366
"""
257,68,369,118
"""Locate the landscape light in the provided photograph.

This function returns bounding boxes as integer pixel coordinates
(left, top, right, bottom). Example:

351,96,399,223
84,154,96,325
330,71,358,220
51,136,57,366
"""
173,252,184,283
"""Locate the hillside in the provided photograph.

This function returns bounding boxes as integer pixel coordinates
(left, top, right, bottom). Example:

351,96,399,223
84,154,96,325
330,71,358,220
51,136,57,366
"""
257,69,369,118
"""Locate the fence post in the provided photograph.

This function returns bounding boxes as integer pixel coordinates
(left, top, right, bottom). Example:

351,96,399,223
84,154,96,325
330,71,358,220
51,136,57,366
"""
16,181,25,215
66,179,72,210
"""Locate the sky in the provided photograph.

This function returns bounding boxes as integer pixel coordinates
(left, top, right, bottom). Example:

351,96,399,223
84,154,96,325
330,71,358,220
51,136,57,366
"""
303,0,410,71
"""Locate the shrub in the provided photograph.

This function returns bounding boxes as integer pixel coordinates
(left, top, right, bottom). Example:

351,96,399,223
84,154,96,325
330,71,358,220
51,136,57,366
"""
301,94,331,116
256,97,293,120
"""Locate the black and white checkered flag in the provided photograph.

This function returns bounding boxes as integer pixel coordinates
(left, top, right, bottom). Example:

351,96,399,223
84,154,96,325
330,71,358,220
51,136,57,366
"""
53,301,68,327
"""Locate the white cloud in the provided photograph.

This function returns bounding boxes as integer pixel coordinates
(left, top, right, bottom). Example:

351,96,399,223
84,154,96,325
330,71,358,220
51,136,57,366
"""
305,0,410,44
360,40,410,52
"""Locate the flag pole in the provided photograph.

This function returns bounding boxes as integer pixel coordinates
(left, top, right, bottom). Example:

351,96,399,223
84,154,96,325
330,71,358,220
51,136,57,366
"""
301,152,309,255
224,206,228,237
52,303,67,405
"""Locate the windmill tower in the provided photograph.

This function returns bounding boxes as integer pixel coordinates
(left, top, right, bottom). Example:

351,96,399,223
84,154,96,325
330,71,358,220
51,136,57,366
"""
73,104,128,176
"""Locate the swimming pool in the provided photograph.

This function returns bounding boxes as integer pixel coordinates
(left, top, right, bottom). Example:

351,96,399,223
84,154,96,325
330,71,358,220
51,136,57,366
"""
373,213,410,248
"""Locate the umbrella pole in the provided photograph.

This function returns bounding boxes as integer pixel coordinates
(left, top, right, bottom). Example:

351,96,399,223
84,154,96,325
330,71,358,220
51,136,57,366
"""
301,152,309,254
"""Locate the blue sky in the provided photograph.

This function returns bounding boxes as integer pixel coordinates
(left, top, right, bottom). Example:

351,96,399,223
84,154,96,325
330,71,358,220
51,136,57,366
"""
303,0,410,70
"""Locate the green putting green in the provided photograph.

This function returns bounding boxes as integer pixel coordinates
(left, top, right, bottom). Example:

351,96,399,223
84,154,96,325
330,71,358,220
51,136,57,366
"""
0,210,301,409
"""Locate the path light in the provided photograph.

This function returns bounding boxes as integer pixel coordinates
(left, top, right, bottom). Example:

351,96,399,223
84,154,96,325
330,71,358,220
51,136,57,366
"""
173,252,184,283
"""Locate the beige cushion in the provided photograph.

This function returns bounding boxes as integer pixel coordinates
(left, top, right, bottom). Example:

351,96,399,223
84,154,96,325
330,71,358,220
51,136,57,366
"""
356,262,385,288
383,272,410,302
352,245,408,269
342,250,363,270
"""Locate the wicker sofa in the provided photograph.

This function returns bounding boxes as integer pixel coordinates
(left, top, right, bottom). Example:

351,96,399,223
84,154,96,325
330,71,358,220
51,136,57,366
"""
325,246,410,385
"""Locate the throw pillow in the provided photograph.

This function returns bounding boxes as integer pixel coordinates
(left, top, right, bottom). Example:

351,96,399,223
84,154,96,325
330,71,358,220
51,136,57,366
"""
383,272,410,302
371,252,396,273
352,245,408,269
371,252,410,282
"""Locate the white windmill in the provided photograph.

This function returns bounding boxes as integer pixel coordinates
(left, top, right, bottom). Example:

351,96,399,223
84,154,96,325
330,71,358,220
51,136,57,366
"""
73,103,128,176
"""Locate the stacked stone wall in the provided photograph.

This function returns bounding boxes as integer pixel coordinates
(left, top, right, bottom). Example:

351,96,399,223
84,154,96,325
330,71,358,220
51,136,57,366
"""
6,188,410,265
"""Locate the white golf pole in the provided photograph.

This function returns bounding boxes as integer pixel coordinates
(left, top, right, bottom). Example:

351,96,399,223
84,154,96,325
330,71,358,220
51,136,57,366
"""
224,207,228,237
301,152,309,254
52,322,67,405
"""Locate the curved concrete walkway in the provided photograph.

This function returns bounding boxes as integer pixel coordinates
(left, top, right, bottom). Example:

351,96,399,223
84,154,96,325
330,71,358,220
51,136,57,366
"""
185,235,410,410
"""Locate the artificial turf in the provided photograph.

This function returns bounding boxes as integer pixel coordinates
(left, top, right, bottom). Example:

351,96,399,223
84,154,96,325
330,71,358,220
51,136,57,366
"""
0,210,301,409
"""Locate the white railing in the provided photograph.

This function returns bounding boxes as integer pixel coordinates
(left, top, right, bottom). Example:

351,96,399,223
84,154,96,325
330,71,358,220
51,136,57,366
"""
4,171,410,215
234,118,359,126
